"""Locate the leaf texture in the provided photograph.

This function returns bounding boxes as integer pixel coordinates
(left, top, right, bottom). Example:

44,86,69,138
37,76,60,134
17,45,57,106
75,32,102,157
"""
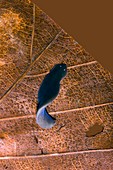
0,150,113,170
0,0,113,169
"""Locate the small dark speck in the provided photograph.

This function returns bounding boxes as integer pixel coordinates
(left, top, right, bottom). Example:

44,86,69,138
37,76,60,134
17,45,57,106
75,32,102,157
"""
40,148,44,154
34,136,38,144
86,123,104,137
4,165,8,169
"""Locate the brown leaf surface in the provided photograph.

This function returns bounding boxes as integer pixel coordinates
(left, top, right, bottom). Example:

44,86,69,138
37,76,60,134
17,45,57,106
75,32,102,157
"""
0,150,113,170
0,0,113,169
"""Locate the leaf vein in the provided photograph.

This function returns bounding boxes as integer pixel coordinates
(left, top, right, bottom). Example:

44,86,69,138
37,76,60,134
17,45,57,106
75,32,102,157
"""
0,30,62,102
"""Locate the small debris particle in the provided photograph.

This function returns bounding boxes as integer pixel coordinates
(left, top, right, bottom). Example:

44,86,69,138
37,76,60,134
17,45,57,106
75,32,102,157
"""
86,123,104,137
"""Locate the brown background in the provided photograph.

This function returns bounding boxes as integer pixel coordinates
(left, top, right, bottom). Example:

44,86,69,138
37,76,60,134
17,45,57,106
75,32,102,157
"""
32,0,113,74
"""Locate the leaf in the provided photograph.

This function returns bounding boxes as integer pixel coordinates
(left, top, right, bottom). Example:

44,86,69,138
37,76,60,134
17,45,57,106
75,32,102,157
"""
0,0,113,169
